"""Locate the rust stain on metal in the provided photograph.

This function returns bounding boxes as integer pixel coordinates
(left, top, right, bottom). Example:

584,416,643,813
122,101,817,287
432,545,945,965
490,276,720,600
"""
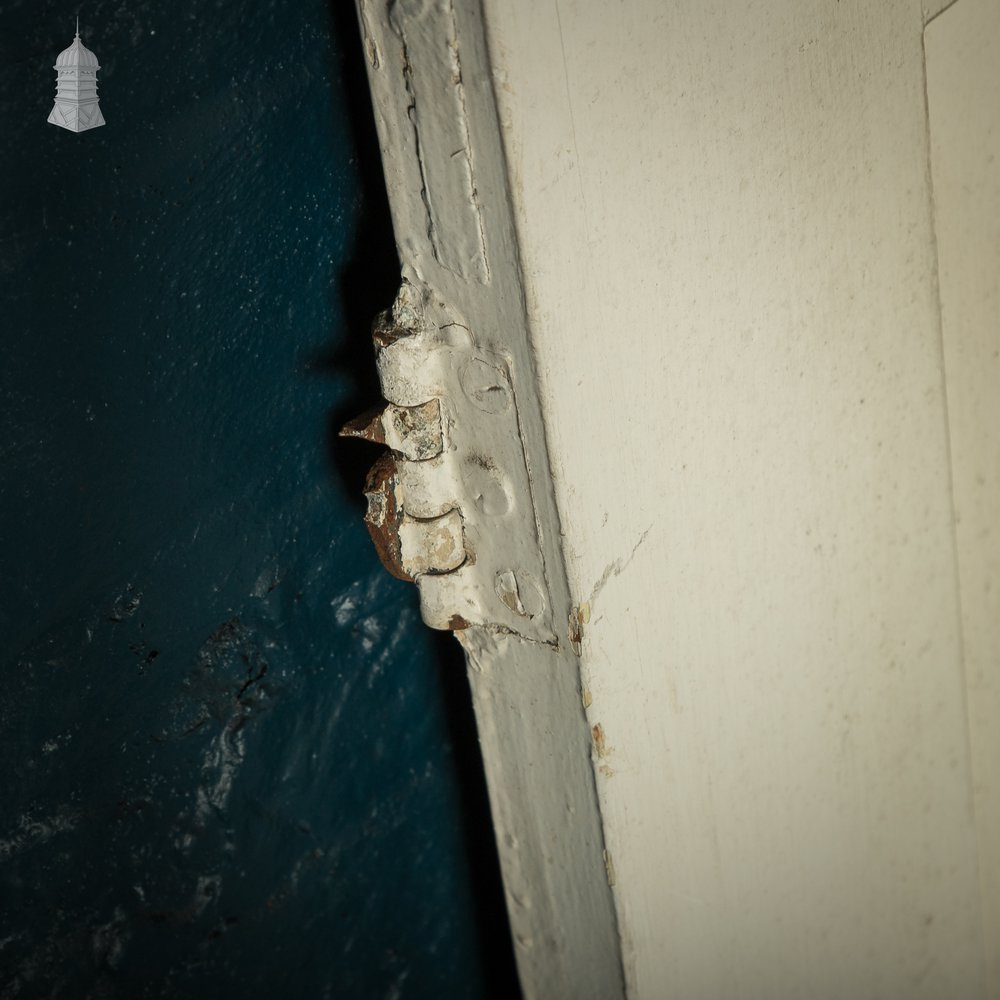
340,406,387,446
338,279,555,641
371,308,417,349
361,452,412,582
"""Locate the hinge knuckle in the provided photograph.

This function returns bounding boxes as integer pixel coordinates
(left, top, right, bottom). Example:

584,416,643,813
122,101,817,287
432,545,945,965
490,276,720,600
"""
342,279,555,642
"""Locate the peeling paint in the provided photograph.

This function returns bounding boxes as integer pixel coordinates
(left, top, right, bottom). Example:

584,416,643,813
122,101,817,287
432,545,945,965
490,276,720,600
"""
591,723,615,778
342,398,444,461
341,280,557,643
399,508,467,577
586,528,651,610
362,452,412,582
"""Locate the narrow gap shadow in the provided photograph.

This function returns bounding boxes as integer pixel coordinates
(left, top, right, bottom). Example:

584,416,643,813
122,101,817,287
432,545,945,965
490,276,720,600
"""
317,5,398,514
323,5,522,997
430,628,524,1000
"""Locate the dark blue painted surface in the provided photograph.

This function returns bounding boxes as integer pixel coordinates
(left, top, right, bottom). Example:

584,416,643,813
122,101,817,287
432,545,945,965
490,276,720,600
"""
0,2,517,996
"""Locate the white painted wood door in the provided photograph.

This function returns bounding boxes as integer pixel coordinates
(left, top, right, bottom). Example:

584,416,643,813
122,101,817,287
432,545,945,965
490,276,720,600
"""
355,0,1000,996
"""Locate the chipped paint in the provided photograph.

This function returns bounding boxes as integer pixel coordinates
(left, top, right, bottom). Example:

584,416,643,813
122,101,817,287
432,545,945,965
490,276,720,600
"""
341,399,443,461
568,604,587,655
592,722,608,759
361,452,411,582
603,849,617,888
399,508,467,578
341,280,557,643
592,723,615,777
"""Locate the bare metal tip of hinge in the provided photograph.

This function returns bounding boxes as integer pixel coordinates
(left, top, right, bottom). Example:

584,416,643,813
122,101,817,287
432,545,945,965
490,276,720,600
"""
372,313,416,349
339,406,387,445
341,398,444,462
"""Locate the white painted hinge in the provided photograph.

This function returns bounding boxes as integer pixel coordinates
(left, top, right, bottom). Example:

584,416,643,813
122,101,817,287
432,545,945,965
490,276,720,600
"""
343,280,557,645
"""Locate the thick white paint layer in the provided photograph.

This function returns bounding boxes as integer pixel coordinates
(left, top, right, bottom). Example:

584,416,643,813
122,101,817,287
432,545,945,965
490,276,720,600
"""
927,3,1000,995
354,2,624,996
479,0,992,995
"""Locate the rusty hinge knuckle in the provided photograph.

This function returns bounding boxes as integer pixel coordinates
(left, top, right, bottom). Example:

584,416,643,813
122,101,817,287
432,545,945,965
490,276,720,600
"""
341,280,555,643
